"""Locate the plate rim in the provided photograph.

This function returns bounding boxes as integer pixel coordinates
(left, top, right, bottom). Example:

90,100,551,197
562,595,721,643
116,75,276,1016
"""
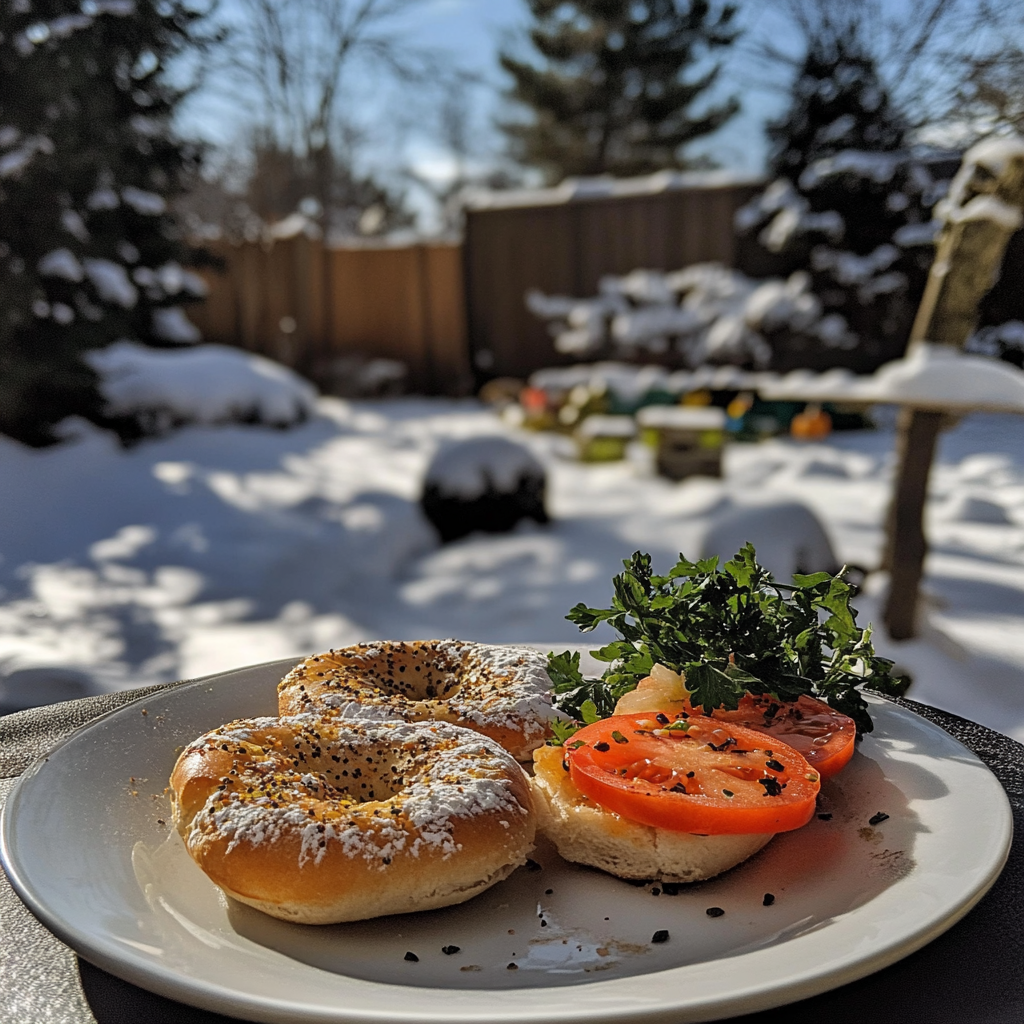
1,662,1014,1024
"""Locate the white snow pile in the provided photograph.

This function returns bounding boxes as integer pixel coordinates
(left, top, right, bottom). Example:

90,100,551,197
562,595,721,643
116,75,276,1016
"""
0,129,54,180
700,498,840,580
967,321,1024,363
425,436,544,500
151,306,201,343
526,263,856,366
734,178,844,252
85,342,318,431
5,400,1024,741
132,261,208,300
37,248,84,281
936,135,1024,231
121,186,166,216
83,258,138,307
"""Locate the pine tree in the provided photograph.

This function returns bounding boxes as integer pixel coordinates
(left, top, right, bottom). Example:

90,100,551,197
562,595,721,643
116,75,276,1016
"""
767,34,907,181
735,28,945,373
500,0,740,183
0,0,214,446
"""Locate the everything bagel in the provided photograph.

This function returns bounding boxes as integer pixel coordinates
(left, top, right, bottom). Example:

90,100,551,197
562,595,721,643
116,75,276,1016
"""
277,640,557,760
170,715,535,924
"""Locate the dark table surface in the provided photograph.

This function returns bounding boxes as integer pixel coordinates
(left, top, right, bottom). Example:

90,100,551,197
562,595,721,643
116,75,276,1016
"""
1,675,1021,1024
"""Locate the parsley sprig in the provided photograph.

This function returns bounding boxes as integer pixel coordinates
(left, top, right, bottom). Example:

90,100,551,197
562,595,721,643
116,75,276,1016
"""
549,544,905,737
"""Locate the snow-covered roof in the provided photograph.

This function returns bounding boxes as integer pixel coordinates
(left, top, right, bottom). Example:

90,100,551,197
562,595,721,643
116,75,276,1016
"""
527,361,770,399
575,414,638,439
758,344,1024,412
636,405,727,430
463,170,763,211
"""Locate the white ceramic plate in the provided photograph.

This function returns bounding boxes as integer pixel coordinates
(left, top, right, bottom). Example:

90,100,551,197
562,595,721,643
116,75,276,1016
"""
1,658,1013,1024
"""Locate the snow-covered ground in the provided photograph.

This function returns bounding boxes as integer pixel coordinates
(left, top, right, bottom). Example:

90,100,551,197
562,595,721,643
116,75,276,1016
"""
3,398,1024,740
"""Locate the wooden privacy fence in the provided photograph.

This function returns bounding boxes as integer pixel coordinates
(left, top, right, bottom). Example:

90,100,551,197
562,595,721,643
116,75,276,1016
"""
188,237,472,395
463,178,771,380
188,178,774,390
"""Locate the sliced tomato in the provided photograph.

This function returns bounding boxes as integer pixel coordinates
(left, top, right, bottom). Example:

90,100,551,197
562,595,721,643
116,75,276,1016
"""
565,713,820,835
687,694,856,779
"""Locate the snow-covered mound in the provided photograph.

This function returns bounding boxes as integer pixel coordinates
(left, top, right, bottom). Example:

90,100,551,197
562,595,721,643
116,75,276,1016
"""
422,436,548,542
4,398,1024,744
700,498,839,581
86,342,318,433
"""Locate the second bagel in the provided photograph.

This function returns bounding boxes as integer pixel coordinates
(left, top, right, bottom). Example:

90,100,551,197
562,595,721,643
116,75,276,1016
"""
278,640,557,760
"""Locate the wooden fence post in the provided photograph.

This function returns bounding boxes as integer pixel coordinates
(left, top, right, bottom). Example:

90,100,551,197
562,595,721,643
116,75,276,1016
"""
884,138,1024,640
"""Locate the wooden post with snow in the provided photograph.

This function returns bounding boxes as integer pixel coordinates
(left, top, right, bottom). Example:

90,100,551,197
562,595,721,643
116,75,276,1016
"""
884,137,1024,640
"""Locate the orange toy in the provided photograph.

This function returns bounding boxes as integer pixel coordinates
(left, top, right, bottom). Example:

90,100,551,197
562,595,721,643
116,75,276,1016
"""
790,403,832,440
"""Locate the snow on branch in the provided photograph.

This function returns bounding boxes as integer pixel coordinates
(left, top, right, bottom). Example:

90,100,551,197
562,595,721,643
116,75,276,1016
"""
526,262,857,368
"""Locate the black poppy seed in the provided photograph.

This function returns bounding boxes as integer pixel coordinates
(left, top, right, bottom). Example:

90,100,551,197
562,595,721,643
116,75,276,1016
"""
763,893,776,906
817,812,832,821
765,759,785,772
722,790,734,798
655,713,670,725
651,887,661,896
686,771,695,778
442,945,460,955
404,952,419,962
706,907,725,918
507,962,518,970
545,888,553,895
869,811,890,826
594,741,611,752
651,929,669,943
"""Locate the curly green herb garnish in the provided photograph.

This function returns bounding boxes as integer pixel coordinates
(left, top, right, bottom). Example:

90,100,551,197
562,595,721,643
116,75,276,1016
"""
549,544,907,739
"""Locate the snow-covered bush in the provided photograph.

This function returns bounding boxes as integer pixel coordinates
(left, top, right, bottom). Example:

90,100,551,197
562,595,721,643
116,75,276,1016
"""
526,262,846,369
85,342,317,437
421,437,548,543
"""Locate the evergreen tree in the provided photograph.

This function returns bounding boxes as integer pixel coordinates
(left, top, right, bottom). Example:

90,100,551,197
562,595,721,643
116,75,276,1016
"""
735,27,945,373
0,0,214,446
767,33,907,181
500,0,740,183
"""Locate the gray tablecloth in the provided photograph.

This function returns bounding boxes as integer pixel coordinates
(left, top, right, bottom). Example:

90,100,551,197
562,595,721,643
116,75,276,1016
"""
1,678,1021,1024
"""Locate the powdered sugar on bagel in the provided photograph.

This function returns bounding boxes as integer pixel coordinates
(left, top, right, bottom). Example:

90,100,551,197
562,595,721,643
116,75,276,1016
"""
177,716,531,869
277,640,559,760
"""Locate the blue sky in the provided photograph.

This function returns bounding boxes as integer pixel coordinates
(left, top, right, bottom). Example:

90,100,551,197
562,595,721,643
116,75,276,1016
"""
177,0,799,220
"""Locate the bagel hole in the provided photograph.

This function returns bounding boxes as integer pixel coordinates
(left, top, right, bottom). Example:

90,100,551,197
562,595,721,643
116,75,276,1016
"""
348,650,465,703
306,744,419,804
